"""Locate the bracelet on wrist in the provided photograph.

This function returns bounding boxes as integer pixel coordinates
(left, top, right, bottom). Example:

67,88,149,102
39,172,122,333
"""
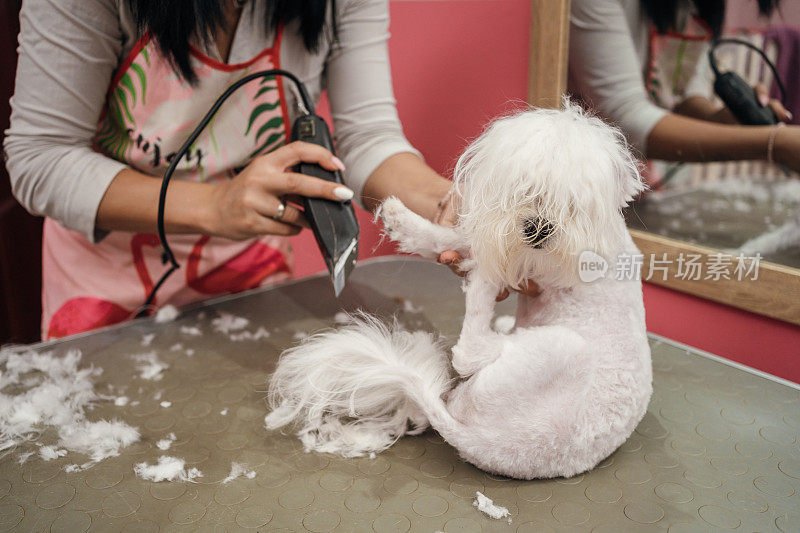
767,122,786,166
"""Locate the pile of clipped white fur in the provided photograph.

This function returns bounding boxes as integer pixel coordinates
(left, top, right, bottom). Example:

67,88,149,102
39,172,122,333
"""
0,347,139,465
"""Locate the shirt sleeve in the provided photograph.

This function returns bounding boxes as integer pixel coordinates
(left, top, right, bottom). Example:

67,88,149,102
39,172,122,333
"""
324,0,421,201
568,0,667,155
4,0,128,243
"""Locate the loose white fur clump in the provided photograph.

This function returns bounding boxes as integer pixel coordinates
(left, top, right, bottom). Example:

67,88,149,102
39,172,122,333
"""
133,352,168,381
230,327,270,342
180,325,203,336
266,102,652,479
17,451,34,464
65,462,93,472
154,304,180,323
221,462,256,483
39,445,67,461
473,491,510,520
212,313,249,334
134,456,202,482
0,348,140,463
59,420,140,462
266,313,452,458
157,432,176,450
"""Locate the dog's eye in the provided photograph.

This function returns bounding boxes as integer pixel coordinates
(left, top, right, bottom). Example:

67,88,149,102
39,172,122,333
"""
523,218,553,249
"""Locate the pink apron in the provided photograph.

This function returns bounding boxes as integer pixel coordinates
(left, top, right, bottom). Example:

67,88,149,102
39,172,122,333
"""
42,28,293,339
642,16,711,186
646,15,711,111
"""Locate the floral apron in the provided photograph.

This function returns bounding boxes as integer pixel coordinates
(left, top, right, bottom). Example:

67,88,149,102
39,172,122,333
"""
42,27,293,339
642,15,711,186
646,15,712,110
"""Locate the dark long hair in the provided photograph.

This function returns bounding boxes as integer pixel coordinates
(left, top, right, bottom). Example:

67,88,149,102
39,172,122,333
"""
641,0,781,38
126,0,336,84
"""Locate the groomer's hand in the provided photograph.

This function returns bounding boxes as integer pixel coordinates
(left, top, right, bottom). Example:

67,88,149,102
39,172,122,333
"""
439,248,542,301
205,141,352,240
755,83,793,123
435,197,541,301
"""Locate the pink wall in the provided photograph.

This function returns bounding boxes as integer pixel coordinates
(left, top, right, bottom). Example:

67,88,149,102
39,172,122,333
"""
291,0,800,383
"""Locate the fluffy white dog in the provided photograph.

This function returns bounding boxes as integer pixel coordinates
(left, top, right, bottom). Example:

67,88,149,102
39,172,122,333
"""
265,101,652,479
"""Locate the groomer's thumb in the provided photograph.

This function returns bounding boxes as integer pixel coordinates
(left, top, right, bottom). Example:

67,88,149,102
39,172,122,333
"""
755,83,770,107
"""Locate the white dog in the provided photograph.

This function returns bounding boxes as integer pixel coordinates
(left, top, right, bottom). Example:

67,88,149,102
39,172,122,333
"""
265,101,652,479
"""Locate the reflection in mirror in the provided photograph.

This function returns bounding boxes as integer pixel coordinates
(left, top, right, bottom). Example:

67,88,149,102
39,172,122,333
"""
624,25,800,274
626,163,800,270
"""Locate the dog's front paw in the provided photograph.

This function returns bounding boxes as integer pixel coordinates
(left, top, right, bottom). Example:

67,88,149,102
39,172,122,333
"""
378,196,467,259
378,197,432,253
377,197,410,233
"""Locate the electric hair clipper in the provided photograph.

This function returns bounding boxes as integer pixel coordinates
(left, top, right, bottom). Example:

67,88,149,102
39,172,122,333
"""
713,72,778,125
709,40,782,126
291,114,359,296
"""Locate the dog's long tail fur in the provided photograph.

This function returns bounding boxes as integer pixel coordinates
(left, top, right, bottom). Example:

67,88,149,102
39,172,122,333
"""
265,313,458,457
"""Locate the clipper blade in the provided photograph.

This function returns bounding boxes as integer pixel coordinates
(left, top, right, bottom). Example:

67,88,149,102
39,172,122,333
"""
331,238,358,297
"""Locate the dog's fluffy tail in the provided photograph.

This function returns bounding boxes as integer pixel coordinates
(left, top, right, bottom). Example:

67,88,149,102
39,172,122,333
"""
265,313,457,457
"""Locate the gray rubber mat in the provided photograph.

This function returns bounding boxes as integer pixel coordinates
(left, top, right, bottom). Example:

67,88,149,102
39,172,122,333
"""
1,257,798,532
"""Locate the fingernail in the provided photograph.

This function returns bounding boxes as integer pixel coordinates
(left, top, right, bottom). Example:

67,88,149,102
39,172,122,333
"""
331,156,346,171
786,110,793,120
334,186,354,201
759,94,769,107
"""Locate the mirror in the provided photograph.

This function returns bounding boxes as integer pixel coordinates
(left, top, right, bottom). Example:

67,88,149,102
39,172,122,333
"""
537,0,800,324
622,23,800,325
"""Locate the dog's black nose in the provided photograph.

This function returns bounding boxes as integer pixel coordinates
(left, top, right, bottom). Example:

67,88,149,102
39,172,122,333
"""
523,218,553,248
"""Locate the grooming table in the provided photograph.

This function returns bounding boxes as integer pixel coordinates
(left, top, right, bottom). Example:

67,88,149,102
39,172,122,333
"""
1,257,798,532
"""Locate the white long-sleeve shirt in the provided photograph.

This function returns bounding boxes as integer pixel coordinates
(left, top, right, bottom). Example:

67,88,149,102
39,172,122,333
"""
568,0,713,154
4,0,419,242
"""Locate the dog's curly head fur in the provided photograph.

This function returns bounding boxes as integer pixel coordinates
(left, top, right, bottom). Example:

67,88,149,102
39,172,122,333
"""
453,99,645,289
